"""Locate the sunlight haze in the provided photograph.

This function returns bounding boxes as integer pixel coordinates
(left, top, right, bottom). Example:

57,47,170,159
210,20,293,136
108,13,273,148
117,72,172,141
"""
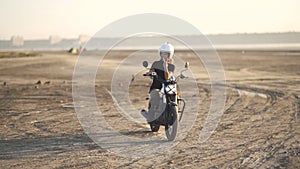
0,0,299,39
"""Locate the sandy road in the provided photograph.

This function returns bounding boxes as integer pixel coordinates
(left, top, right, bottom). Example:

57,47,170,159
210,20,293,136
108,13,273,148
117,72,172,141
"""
0,50,299,168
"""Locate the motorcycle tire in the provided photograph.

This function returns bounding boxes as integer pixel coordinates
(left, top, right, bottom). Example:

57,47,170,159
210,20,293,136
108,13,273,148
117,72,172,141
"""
165,106,178,141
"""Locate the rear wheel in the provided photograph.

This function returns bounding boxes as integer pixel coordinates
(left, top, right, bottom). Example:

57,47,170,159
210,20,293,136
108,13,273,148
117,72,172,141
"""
165,106,178,141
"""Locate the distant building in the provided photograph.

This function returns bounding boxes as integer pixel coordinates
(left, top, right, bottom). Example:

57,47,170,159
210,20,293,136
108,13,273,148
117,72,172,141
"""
78,34,90,44
11,36,24,46
49,35,62,44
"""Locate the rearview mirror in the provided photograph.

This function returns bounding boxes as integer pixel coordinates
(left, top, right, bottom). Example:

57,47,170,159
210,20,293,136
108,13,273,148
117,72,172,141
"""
142,61,148,68
185,62,190,69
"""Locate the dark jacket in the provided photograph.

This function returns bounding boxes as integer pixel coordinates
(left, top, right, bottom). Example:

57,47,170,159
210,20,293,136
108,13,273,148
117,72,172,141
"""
149,60,175,91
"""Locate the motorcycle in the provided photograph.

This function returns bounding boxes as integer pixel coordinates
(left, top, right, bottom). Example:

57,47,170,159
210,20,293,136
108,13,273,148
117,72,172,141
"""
142,61,189,141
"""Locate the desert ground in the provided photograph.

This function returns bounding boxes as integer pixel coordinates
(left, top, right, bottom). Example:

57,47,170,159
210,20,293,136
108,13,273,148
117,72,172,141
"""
0,50,299,168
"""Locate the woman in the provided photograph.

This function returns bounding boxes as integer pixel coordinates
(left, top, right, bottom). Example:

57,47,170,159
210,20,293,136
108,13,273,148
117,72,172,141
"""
142,42,176,123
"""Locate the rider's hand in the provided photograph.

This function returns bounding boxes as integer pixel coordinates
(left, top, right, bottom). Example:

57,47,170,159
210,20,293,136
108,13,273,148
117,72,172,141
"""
145,69,154,76
163,59,168,70
144,72,151,76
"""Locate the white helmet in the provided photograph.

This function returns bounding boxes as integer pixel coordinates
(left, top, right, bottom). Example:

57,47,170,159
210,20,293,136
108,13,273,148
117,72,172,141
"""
159,42,174,59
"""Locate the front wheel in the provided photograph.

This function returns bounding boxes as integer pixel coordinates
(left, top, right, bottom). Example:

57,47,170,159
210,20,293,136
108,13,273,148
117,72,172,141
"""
165,106,178,141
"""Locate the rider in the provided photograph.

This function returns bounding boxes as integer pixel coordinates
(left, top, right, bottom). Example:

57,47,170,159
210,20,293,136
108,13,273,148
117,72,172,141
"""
142,42,175,122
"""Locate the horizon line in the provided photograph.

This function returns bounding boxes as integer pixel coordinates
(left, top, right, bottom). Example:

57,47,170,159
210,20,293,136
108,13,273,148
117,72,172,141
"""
1,31,300,41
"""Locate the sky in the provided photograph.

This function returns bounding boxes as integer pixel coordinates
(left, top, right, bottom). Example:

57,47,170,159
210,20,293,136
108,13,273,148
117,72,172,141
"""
0,0,299,40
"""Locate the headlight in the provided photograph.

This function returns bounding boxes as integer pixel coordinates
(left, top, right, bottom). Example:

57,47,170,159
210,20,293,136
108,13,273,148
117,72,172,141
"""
165,84,177,94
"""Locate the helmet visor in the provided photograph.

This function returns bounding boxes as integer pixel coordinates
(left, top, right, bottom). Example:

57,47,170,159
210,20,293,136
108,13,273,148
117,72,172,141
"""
160,52,170,58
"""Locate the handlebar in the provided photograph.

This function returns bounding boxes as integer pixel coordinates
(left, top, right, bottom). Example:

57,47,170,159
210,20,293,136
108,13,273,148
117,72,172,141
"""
143,70,187,83
143,72,168,85
143,72,157,77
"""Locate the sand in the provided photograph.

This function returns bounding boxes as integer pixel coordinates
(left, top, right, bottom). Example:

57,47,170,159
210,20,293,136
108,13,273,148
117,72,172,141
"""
0,50,299,168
